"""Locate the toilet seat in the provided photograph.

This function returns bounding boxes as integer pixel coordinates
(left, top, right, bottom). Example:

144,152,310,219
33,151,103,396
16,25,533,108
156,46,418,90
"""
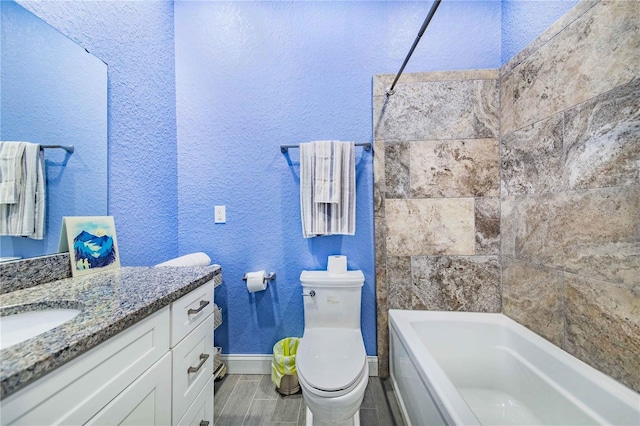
296,328,367,397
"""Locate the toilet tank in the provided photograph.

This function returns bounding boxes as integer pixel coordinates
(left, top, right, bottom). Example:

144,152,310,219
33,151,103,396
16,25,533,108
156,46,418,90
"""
300,270,365,330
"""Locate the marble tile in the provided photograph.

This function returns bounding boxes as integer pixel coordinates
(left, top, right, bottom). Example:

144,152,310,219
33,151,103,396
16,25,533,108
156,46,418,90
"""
473,79,501,139
376,262,389,371
475,197,500,255
373,140,386,217
506,187,639,288
377,354,389,380
411,256,501,312
501,113,564,196
563,78,640,190
384,141,410,199
501,1,600,76
511,193,566,268
385,198,475,256
374,78,499,142
499,70,516,141
376,309,389,378
373,69,499,95
557,186,640,288
500,195,518,257
375,263,388,313
375,214,387,266
410,139,499,198
386,256,412,310
502,257,565,347
501,0,640,134
564,273,640,392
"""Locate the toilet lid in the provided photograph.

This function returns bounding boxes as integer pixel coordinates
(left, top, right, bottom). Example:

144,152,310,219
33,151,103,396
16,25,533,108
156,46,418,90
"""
296,328,367,392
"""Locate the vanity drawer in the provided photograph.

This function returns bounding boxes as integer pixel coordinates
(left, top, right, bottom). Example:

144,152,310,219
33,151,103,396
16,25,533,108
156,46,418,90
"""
177,375,214,426
171,279,214,347
172,314,214,424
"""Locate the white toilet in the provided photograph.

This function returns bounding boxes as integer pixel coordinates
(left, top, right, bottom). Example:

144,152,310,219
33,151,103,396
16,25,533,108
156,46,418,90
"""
296,259,368,426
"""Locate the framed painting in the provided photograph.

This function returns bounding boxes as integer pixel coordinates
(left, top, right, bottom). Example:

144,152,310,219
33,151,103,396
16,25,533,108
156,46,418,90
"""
59,216,120,277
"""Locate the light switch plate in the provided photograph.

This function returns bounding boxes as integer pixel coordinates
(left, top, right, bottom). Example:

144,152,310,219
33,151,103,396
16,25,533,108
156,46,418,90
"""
214,205,226,223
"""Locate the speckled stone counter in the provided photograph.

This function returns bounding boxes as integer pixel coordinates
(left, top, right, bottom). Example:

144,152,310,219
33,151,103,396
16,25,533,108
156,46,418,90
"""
0,265,222,399
0,253,72,294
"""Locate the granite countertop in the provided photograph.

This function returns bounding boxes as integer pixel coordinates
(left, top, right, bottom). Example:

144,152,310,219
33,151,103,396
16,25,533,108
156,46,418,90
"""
0,265,221,400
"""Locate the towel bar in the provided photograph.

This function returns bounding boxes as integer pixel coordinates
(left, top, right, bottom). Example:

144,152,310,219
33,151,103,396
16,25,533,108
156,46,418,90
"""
41,144,74,154
280,142,371,153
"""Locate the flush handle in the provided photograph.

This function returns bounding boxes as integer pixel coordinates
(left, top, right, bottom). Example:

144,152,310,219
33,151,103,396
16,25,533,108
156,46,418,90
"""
302,291,316,297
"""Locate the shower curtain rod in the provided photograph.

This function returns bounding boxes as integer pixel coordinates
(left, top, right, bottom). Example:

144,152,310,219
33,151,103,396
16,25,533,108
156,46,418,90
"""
386,0,442,97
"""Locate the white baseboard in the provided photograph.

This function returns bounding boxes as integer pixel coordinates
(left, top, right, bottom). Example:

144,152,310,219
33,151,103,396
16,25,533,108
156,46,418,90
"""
221,354,379,377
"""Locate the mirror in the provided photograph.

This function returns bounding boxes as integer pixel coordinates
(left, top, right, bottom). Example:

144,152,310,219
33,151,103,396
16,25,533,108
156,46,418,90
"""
1,1,108,260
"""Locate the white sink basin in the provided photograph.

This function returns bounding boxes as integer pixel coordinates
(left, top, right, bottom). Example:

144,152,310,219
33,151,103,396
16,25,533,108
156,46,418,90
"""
0,308,81,350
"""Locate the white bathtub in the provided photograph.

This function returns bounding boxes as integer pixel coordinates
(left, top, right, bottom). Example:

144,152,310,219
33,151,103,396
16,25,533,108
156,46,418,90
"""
389,310,640,426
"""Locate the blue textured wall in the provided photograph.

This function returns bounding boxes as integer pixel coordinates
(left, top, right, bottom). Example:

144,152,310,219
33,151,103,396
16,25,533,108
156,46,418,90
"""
1,1,107,259
501,0,579,64
175,0,501,355
18,0,179,266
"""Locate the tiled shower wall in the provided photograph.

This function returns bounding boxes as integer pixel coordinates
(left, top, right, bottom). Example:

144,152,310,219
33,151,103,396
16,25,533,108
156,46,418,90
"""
374,0,639,389
373,70,502,377
500,0,639,391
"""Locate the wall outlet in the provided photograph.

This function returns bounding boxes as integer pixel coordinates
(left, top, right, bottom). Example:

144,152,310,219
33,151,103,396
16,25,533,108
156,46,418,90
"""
214,205,226,223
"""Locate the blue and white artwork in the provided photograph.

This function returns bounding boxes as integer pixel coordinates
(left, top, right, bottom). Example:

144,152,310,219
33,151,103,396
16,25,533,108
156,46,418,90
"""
63,216,120,276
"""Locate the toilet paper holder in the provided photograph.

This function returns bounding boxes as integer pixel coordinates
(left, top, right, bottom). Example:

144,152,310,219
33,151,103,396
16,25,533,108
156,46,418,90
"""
242,271,276,283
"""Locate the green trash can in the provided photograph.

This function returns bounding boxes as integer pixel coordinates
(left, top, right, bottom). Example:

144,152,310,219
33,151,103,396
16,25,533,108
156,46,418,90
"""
271,337,300,395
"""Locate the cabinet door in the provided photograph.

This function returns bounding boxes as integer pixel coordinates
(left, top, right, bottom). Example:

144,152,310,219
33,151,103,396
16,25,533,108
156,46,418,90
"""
177,376,214,426
86,353,172,426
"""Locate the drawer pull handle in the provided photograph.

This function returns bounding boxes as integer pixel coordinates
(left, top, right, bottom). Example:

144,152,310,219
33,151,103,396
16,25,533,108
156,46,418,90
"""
199,422,210,426
188,353,210,374
188,300,210,315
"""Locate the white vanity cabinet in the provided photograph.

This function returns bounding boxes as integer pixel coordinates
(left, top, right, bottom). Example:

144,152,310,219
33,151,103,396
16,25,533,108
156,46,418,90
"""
170,280,215,426
1,279,216,426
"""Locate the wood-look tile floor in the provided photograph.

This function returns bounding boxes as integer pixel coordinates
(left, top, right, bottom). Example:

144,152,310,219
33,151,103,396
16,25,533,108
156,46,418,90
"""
214,374,406,426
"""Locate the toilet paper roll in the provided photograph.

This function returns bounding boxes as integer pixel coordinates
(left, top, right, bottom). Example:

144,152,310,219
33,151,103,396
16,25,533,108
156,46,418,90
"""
246,270,267,293
327,255,347,274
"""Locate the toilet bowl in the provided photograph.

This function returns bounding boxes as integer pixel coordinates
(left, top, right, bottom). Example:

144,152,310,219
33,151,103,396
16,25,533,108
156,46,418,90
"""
296,263,367,426
297,329,369,425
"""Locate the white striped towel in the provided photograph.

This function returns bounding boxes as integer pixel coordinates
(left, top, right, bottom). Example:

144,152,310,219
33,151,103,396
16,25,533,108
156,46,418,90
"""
300,140,355,238
313,141,342,204
0,142,27,204
0,142,46,239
